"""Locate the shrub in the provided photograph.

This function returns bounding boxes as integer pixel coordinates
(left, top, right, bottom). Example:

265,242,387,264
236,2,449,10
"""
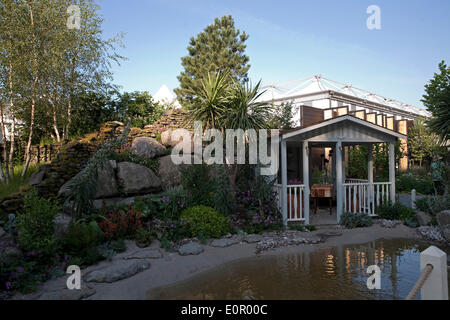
180,205,230,238
376,203,416,221
61,221,104,262
396,173,434,195
231,178,282,234
340,212,374,229
181,163,215,207
99,207,143,240
16,189,61,255
415,194,450,216
135,227,154,247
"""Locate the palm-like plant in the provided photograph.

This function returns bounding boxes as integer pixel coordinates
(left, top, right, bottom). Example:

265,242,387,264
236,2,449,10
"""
223,80,270,130
188,71,230,130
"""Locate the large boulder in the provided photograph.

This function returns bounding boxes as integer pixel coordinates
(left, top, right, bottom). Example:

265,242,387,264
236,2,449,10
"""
58,160,119,199
117,162,162,195
157,155,182,189
29,169,45,186
436,210,450,226
54,213,72,238
416,211,432,226
131,136,166,159
85,260,151,283
178,242,203,256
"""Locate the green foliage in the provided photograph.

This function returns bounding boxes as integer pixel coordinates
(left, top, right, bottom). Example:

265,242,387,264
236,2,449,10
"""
376,203,416,221
422,61,450,144
110,149,160,173
340,212,374,229
305,225,317,232
414,194,450,216
0,164,39,200
61,222,104,264
175,15,250,109
180,205,231,238
408,118,440,166
181,163,215,207
135,227,154,247
396,173,434,195
16,189,60,255
65,125,130,218
113,91,164,128
267,102,295,129
289,224,305,232
212,165,235,215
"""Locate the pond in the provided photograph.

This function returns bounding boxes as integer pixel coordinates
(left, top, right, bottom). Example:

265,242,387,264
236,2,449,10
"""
147,239,450,300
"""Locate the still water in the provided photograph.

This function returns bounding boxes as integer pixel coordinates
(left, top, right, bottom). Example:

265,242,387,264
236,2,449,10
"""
147,239,450,300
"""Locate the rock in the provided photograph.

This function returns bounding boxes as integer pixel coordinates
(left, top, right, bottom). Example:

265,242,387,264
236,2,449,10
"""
0,227,5,239
416,211,432,226
160,129,174,147
93,161,120,199
124,248,162,260
379,219,402,228
85,260,151,283
158,155,182,189
0,246,22,265
54,213,72,238
38,285,96,300
243,234,263,244
178,242,204,256
29,169,45,186
417,226,445,242
440,225,450,242
210,238,239,248
58,161,119,199
436,210,450,226
117,162,162,195
131,136,166,159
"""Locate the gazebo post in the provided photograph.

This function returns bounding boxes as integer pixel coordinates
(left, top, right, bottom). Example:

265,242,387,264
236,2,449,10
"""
281,139,288,226
368,144,374,214
302,141,310,225
336,141,343,222
389,142,396,204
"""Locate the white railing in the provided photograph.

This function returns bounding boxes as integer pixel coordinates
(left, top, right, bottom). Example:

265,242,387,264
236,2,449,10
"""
345,178,369,184
273,184,306,222
343,182,392,216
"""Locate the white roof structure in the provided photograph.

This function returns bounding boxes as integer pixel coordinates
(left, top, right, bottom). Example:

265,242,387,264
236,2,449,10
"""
257,75,431,119
153,85,181,109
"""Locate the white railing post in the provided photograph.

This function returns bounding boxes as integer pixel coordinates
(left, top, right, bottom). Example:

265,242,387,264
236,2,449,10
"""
420,246,448,300
281,139,288,226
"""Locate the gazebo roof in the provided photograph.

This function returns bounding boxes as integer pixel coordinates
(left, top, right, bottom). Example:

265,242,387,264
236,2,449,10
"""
281,114,407,144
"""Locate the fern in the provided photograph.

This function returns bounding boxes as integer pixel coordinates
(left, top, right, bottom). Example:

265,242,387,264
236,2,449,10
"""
65,125,131,218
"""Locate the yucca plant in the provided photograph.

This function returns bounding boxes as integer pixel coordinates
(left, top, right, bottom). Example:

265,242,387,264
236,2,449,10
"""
187,71,231,130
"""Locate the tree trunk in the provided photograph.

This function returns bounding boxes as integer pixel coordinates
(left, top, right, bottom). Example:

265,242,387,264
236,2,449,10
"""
65,98,72,140
50,94,61,142
8,116,15,177
0,104,10,183
22,1,38,178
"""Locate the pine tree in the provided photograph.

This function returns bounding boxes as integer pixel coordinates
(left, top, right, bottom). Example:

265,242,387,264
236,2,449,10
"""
175,15,250,109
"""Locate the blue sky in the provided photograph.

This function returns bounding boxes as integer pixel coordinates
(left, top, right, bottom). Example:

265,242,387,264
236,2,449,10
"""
99,0,450,108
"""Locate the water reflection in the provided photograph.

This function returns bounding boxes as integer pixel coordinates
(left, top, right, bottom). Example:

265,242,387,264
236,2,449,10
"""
147,239,449,300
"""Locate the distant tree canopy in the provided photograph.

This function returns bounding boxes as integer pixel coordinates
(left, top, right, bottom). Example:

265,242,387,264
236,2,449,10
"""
407,118,440,167
175,15,250,110
422,60,450,144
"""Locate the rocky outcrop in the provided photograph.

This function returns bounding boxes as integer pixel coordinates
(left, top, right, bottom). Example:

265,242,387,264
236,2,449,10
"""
85,260,151,283
417,226,445,242
210,238,239,248
379,219,402,228
416,211,432,226
157,155,182,190
131,137,166,159
58,160,120,199
117,162,162,195
124,248,162,260
178,242,204,256
436,210,450,242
